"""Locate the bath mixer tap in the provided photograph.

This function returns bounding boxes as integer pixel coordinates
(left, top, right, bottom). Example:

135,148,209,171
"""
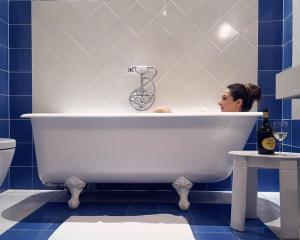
128,66,157,111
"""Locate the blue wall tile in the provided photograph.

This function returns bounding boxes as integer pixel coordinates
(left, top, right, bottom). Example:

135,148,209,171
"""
0,0,9,141
0,70,8,95
10,72,32,95
10,24,31,49
282,99,291,119
284,15,292,43
259,21,283,45
258,46,283,70
0,120,9,137
10,166,32,189
10,120,32,142
292,120,300,147
10,96,32,119
0,45,8,71
11,143,32,166
9,1,31,25
257,0,286,192
258,169,279,191
259,0,283,21
0,0,8,23
258,71,279,95
284,0,292,18
10,49,32,72
283,41,292,69
0,20,8,47
0,95,8,119
258,96,282,119
244,143,257,150
8,0,33,189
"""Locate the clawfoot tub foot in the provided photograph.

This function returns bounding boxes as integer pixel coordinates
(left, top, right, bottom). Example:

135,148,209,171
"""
172,177,193,211
65,177,86,209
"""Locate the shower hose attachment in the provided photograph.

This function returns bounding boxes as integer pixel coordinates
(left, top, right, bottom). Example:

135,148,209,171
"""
128,66,157,111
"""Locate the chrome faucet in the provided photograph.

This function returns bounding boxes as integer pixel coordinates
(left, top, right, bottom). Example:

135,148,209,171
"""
128,66,157,111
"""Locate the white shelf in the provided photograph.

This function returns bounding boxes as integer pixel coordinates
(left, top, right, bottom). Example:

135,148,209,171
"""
276,64,300,99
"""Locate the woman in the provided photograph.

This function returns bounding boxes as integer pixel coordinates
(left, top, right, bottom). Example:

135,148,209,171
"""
218,83,261,112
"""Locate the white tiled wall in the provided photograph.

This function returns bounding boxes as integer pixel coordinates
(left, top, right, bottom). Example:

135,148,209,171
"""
32,0,258,113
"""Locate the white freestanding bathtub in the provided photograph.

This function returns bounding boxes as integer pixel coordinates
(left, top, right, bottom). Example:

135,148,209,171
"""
22,112,261,209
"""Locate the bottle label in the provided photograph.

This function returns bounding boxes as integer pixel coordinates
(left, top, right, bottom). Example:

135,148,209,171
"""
262,137,275,150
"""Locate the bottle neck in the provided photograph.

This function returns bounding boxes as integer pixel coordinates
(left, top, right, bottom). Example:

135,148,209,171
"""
262,116,270,127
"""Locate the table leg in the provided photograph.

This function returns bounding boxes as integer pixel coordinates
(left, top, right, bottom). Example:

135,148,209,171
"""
246,167,257,219
279,166,299,239
231,163,248,231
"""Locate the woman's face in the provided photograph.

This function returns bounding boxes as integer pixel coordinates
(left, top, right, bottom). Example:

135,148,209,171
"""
218,89,242,112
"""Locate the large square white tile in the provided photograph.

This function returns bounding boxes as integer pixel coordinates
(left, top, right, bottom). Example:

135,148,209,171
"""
122,3,152,34
225,0,256,33
207,18,239,51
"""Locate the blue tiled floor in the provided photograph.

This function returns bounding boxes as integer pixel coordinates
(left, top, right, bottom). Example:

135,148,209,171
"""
0,201,278,240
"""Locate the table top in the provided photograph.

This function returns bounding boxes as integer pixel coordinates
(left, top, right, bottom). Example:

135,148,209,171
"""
229,151,300,159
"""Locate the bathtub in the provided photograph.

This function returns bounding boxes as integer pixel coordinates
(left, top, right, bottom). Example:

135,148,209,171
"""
22,112,261,209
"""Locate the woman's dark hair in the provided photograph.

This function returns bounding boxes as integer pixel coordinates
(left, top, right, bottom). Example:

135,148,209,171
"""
227,83,261,112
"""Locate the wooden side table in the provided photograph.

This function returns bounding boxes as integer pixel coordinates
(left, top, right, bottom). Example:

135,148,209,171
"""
229,151,300,239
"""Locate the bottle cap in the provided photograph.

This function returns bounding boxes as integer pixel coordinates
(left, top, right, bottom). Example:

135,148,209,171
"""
262,108,269,118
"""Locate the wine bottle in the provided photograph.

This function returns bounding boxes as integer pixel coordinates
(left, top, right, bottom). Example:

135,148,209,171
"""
257,108,275,154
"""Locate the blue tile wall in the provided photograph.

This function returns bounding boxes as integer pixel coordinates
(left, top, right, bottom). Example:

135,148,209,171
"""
284,15,292,43
283,40,292,69
9,1,31,25
0,94,8,119
258,96,282,119
10,49,32,72
10,166,32,189
0,120,9,137
10,120,32,142
10,95,32,119
258,71,279,95
0,70,8,95
0,0,9,193
9,0,34,189
292,121,300,147
0,20,9,47
284,0,292,19
11,142,32,167
0,44,9,71
282,0,293,124
9,25,31,49
10,72,32,95
0,0,8,24
258,21,283,46
282,99,291,119
258,46,283,70
259,0,283,21
257,0,285,192
258,169,279,191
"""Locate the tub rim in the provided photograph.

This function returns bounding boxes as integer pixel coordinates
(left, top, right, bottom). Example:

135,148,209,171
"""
21,112,263,118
